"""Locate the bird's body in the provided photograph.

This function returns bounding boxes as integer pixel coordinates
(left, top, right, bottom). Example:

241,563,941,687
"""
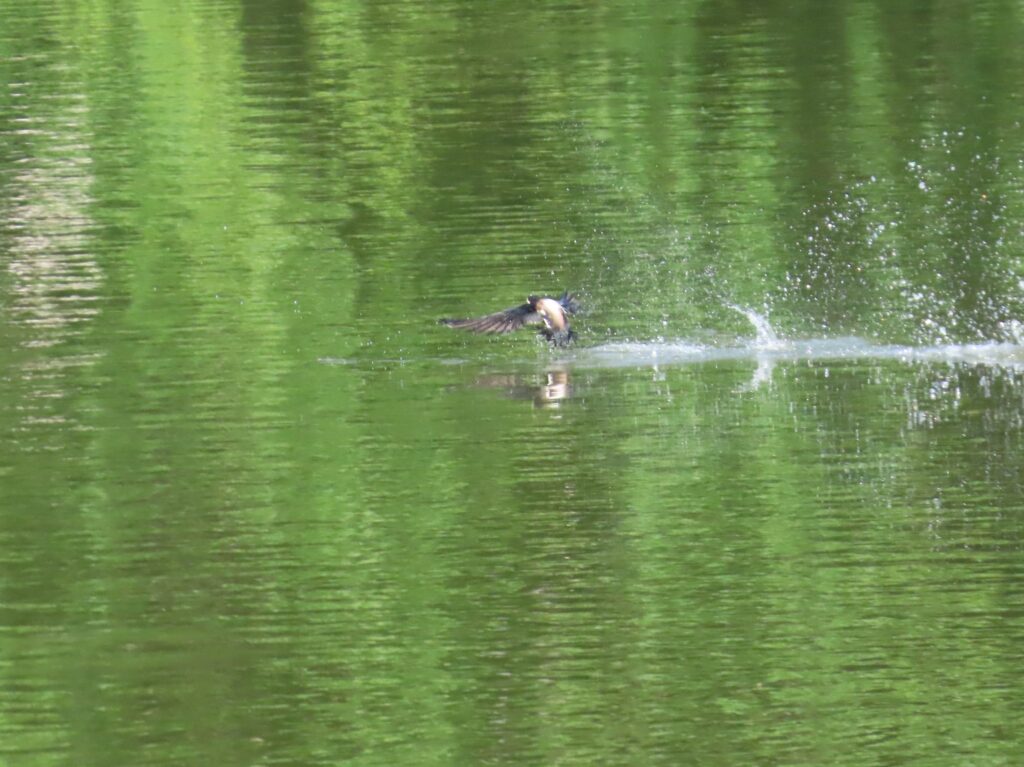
441,291,580,346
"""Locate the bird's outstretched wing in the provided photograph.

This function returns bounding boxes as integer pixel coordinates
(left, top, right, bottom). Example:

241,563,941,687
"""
440,302,541,334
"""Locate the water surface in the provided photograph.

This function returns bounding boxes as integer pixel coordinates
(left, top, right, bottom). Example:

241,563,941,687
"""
2,1,1024,765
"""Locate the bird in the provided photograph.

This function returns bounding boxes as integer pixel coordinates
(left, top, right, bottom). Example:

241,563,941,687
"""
441,291,580,346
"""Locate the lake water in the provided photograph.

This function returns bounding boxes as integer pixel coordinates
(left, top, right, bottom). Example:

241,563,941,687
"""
2,1,1024,765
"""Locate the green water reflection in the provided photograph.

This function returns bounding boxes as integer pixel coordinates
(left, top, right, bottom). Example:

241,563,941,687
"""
2,0,1024,765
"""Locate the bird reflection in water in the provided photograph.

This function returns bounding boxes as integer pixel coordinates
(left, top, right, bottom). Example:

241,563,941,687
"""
470,367,572,408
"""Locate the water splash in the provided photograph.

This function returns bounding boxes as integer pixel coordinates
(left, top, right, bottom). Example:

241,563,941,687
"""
727,304,786,349
572,304,1024,374
574,336,1024,371
999,319,1024,345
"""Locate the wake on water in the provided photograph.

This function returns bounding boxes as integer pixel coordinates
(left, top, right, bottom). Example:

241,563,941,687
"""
320,307,1024,375
572,305,1024,371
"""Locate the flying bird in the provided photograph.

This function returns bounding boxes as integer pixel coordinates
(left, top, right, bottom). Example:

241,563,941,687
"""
441,291,580,346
